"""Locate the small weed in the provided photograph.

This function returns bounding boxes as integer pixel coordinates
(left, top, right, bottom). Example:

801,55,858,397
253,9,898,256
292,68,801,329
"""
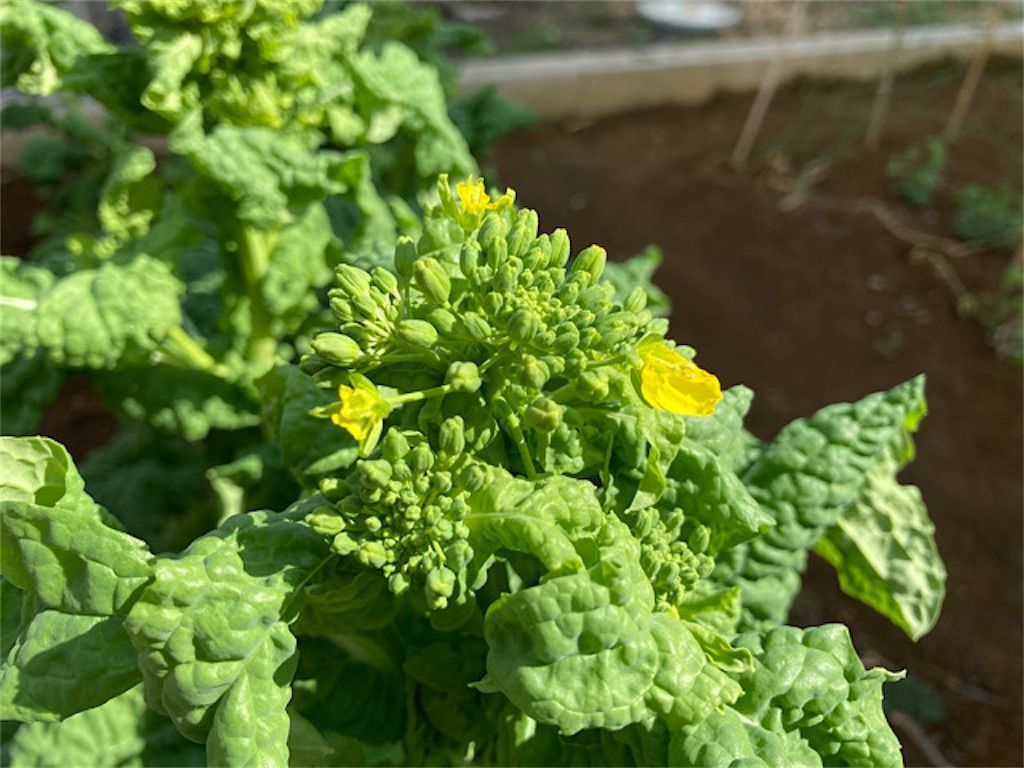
887,139,946,207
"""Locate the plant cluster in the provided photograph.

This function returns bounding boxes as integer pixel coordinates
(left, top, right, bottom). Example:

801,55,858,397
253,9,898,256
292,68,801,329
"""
2,177,946,766
2,2,946,766
886,138,946,208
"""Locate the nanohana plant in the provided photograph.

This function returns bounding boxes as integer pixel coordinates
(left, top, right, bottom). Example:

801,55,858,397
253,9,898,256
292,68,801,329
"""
0,178,946,767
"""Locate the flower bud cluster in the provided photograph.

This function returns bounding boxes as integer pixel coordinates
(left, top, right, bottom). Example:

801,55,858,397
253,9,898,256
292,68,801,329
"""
308,424,482,611
619,504,714,609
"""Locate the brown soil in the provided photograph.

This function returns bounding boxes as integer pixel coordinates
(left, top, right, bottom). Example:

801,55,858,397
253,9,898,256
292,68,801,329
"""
495,60,1022,767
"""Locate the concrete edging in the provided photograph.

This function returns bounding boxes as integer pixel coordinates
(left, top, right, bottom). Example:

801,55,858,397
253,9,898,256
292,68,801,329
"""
458,22,1024,120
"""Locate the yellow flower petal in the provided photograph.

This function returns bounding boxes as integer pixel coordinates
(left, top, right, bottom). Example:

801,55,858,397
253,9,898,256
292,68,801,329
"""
331,384,391,441
455,176,514,215
639,341,722,417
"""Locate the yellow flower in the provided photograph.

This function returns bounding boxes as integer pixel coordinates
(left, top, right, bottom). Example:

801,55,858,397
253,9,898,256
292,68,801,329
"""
331,382,391,441
455,176,513,215
638,341,722,417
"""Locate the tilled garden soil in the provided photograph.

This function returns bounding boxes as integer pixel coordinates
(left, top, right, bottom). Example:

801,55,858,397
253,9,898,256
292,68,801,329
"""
495,60,1022,767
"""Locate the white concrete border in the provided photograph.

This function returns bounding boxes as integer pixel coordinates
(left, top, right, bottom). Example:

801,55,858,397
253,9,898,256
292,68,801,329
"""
459,22,1024,120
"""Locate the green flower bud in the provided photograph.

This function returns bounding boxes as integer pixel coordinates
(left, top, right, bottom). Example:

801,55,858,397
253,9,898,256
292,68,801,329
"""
459,464,486,492
312,332,362,365
509,308,540,343
306,508,345,536
439,416,466,457
494,264,518,294
413,257,451,304
395,236,418,278
336,264,373,296
317,477,351,503
460,241,481,276
358,540,388,568
372,266,399,296
571,245,607,284
508,209,538,256
461,312,492,341
332,532,358,555
624,285,647,314
578,369,610,401
523,243,547,271
381,429,411,462
396,319,439,348
549,228,570,268
329,296,354,322
478,213,508,254
409,443,434,473
446,361,481,393
484,292,504,315
388,573,409,595
523,356,550,389
426,566,456,604
553,324,580,354
523,397,563,432
361,460,393,489
427,307,457,334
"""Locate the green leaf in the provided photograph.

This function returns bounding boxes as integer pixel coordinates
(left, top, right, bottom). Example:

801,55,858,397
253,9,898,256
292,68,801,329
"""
94,364,260,441
0,437,153,722
262,203,334,334
717,376,931,630
0,257,55,367
35,255,183,370
184,127,363,230
670,624,903,768
682,385,756,473
815,460,946,640
124,507,332,766
479,519,740,735
0,1,113,96
466,471,606,573
6,684,204,767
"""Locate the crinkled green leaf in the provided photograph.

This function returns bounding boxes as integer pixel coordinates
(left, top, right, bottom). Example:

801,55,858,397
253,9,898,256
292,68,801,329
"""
292,570,397,635
351,42,474,181
94,364,260,441
0,437,152,722
6,684,204,768
124,506,332,766
0,1,113,95
671,624,903,768
0,257,55,367
683,385,756,473
262,203,334,333
815,460,946,640
183,127,362,229
34,255,182,370
466,471,605,573
479,519,740,735
717,376,930,630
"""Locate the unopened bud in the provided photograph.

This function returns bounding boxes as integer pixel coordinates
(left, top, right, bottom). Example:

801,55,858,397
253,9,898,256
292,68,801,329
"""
396,319,439,348
413,257,451,304
461,312,492,341
509,308,540,343
371,267,399,296
624,286,647,314
523,397,563,432
395,236,418,278
427,307,457,334
571,245,607,284
335,264,372,296
312,333,362,365
439,416,466,457
381,429,410,462
446,361,481,393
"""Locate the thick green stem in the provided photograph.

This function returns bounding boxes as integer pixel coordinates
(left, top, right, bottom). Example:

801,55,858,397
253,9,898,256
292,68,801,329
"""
239,227,279,373
163,327,229,378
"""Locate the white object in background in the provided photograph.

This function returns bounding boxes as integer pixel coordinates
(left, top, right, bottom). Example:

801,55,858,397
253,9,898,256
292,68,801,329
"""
636,1,742,31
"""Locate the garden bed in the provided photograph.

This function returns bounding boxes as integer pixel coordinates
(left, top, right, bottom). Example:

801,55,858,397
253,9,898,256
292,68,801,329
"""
494,58,1022,767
